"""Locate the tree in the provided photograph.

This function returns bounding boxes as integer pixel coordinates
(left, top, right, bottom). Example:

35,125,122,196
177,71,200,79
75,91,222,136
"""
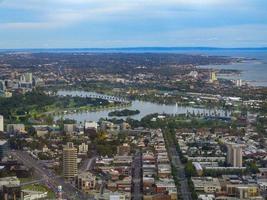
185,161,197,177
246,161,259,174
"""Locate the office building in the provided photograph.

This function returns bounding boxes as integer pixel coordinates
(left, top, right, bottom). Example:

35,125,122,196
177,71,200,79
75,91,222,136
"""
226,143,244,167
0,115,3,132
63,142,77,179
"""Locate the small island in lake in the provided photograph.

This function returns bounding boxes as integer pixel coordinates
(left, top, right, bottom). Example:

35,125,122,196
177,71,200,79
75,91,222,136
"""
108,109,140,117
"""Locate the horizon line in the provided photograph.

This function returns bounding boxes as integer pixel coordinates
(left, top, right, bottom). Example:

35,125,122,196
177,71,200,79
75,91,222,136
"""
0,46,267,51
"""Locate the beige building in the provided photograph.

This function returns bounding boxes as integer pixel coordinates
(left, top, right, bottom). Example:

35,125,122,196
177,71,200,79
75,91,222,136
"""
75,172,96,194
192,177,221,194
226,143,244,167
78,143,88,155
225,184,261,199
63,142,77,179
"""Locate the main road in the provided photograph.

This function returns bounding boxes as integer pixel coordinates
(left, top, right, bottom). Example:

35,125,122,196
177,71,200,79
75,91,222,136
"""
11,150,94,200
164,132,192,200
131,150,143,200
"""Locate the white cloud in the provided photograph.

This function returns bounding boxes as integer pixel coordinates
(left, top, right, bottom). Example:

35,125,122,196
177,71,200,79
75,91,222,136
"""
0,22,53,29
0,0,252,31
0,0,139,29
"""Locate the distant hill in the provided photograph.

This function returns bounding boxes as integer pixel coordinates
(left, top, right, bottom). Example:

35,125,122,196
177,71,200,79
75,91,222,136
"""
0,47,267,53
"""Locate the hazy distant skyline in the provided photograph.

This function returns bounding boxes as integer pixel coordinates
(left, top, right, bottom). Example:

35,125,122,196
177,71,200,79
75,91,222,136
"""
0,0,267,48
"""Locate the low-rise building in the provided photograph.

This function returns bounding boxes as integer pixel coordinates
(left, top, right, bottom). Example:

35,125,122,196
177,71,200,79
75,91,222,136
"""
64,124,76,134
75,172,96,194
21,189,48,200
0,176,20,190
78,143,88,155
117,144,131,156
32,125,49,137
7,124,25,133
192,177,221,194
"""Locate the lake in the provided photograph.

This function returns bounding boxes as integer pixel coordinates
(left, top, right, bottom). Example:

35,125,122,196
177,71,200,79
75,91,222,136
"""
56,90,230,122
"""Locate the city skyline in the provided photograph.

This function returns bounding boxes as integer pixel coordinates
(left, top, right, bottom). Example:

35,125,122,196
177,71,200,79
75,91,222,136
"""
0,0,267,48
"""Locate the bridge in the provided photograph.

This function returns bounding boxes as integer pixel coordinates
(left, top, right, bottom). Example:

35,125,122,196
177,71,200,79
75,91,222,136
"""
83,94,129,103
58,92,130,103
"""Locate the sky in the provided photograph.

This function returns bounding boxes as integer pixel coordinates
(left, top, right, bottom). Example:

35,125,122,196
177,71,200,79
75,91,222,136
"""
0,0,267,48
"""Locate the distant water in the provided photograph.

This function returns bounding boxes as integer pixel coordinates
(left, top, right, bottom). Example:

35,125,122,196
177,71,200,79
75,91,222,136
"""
194,50,267,87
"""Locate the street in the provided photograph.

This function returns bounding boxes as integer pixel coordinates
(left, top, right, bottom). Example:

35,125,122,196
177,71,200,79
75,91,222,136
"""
169,146,192,200
11,150,94,200
165,134,192,200
131,150,143,200
79,156,96,172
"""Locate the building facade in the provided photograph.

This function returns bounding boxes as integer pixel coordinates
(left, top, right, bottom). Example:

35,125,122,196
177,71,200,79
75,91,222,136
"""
63,142,78,179
226,143,244,167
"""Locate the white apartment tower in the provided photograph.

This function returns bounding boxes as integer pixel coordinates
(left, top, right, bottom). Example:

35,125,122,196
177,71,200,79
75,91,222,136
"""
0,115,3,132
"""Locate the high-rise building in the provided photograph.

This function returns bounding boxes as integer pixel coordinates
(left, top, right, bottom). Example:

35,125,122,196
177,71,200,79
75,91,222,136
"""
0,80,5,95
20,73,33,83
235,79,243,87
0,140,8,160
25,73,33,83
226,143,244,167
0,115,3,132
63,142,77,179
209,71,217,83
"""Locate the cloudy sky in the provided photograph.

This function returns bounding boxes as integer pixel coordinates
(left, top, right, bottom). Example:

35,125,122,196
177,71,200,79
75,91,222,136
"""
0,0,267,48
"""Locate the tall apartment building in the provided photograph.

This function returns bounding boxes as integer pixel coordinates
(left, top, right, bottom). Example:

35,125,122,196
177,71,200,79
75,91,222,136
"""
0,140,8,160
0,115,3,132
20,73,33,83
209,71,217,83
226,143,244,167
63,142,77,179
0,80,5,93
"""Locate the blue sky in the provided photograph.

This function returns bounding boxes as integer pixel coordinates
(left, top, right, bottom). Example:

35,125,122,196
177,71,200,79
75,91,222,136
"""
0,0,267,48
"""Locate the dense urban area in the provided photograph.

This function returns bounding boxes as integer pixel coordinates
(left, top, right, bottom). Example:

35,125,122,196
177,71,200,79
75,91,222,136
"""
0,51,266,200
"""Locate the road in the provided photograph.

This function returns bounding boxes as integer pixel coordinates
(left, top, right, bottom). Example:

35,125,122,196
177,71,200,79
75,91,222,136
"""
79,156,96,172
131,150,143,200
169,146,192,200
11,150,94,200
164,134,192,200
